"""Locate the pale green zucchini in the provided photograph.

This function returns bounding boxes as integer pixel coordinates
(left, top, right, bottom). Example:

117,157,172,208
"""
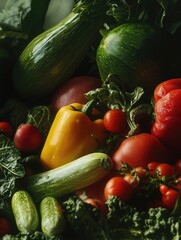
21,152,113,204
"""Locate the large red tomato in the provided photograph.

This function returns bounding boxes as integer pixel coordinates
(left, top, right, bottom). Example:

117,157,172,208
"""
112,133,169,169
51,75,101,112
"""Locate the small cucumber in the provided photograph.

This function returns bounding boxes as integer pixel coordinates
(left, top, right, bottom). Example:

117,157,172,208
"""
40,196,65,236
21,152,113,204
11,190,39,233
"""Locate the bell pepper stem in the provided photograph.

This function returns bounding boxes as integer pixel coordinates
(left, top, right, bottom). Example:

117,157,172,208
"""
81,99,97,116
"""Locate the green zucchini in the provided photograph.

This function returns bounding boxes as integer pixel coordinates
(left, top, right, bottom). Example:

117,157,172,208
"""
40,196,65,236
11,190,39,233
21,152,112,204
13,0,108,100
96,23,173,97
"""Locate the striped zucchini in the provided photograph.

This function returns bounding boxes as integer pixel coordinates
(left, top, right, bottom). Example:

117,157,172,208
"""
11,190,39,233
21,152,113,204
13,0,108,100
40,196,65,236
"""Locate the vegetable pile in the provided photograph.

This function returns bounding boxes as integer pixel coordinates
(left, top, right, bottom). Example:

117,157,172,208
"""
0,0,181,239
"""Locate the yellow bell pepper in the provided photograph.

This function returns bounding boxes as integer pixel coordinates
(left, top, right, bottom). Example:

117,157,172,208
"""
40,103,108,169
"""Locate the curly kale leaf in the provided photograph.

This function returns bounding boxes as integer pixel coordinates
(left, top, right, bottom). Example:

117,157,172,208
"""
2,231,63,240
26,105,53,143
0,134,24,198
106,195,181,240
62,196,114,240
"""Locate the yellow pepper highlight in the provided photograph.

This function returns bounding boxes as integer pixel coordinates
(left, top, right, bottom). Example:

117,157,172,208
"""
40,103,108,169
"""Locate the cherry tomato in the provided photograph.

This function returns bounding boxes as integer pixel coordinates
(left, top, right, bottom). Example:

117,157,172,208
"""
0,217,12,237
14,124,42,152
123,173,139,190
156,163,175,179
77,171,119,202
159,184,169,195
147,161,160,176
104,176,133,203
174,159,181,176
112,133,168,169
103,109,127,134
134,166,147,178
0,121,13,137
162,189,179,209
84,198,108,215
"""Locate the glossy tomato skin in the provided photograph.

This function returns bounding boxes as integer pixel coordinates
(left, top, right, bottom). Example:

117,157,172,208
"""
14,124,42,152
0,121,13,137
162,189,179,209
103,109,127,134
104,176,133,203
155,163,175,179
51,76,102,112
112,133,168,169
76,171,119,202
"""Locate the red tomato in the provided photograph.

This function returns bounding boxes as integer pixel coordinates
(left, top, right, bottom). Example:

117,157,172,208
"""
159,184,169,195
112,133,168,169
147,161,160,176
162,189,179,209
103,109,127,134
14,124,42,152
174,159,181,176
76,171,119,202
0,121,13,137
0,217,12,237
84,198,108,215
134,166,147,178
156,163,175,179
123,173,139,190
104,176,133,203
51,76,102,112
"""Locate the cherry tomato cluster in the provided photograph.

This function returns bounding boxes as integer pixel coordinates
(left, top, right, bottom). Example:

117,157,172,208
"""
81,159,181,214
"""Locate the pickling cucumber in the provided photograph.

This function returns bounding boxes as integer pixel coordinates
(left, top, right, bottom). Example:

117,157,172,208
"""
11,190,39,233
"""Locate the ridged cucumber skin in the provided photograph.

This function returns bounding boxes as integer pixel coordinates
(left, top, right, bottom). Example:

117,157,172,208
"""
21,152,113,204
40,196,65,236
11,190,39,233
13,0,108,100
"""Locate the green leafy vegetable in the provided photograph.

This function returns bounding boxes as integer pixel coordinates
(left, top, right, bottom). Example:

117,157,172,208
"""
0,134,24,198
2,231,63,240
62,196,181,240
26,105,54,143
107,0,181,34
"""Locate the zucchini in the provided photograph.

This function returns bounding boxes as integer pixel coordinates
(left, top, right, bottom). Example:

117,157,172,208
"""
40,196,65,236
96,23,173,97
11,190,39,233
13,0,108,100
21,152,112,204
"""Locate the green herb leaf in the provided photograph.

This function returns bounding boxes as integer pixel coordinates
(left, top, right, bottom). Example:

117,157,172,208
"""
26,105,53,142
0,134,24,198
